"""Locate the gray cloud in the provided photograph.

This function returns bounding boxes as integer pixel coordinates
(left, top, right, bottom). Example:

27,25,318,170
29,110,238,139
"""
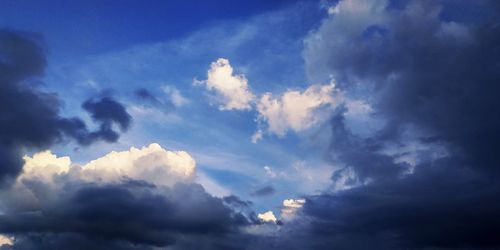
0,30,131,184
291,0,500,249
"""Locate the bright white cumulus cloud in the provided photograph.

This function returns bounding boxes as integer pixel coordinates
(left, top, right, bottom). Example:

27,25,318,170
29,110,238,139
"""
199,58,255,110
0,234,13,247
256,198,305,224
0,144,197,215
20,143,196,187
255,82,341,138
198,59,343,141
257,210,277,223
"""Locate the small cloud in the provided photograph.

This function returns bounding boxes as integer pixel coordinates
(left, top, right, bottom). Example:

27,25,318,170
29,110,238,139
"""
134,88,160,104
0,234,14,247
263,166,277,178
257,210,277,223
197,58,255,110
281,198,306,221
250,185,276,197
161,85,189,107
255,81,341,137
251,129,263,144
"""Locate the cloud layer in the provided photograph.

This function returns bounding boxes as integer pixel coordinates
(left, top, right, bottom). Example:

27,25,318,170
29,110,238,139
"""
0,144,250,249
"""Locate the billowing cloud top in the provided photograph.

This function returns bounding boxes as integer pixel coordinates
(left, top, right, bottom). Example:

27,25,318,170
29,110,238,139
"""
21,143,195,187
199,58,255,110
0,143,250,249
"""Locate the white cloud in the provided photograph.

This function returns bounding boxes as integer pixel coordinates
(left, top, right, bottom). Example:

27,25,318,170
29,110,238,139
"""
256,82,341,137
22,151,71,182
198,58,255,110
257,210,277,223
162,85,189,107
281,198,305,221
251,129,263,144
20,143,196,187
0,234,13,247
1,144,200,215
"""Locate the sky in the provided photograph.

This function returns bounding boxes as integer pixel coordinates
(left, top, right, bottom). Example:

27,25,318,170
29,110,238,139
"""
0,0,499,249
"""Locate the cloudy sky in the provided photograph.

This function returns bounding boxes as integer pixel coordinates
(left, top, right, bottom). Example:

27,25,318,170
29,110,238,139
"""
0,0,500,249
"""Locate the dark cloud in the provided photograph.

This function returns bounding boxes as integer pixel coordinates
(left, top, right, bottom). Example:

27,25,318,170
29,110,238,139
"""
0,29,131,184
0,181,250,249
134,88,159,103
223,195,253,208
295,0,500,249
82,97,131,131
133,87,175,111
81,96,132,143
250,185,276,197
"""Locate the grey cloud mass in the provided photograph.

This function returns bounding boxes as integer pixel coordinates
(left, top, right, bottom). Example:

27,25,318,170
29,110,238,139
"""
0,29,131,184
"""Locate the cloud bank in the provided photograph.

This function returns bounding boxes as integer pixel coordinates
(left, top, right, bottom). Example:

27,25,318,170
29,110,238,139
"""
0,144,251,249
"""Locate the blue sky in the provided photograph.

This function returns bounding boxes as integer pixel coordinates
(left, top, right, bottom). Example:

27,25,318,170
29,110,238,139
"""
0,0,330,214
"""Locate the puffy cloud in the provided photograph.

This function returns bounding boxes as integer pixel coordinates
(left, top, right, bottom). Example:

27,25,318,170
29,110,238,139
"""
20,143,195,187
256,82,341,137
257,211,277,223
199,58,255,110
0,235,13,247
198,60,344,141
0,144,250,249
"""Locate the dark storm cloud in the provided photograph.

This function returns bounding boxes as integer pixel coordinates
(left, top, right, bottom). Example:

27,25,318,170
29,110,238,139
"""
250,185,276,197
0,182,250,249
0,29,131,183
294,0,500,249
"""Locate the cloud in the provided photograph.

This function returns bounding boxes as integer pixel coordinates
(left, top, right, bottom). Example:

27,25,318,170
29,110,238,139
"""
20,143,195,188
273,0,500,249
134,88,158,101
250,185,275,197
0,30,131,184
198,58,255,110
257,211,277,223
161,85,189,107
82,96,132,131
256,82,341,137
135,86,188,111
0,235,13,247
197,59,343,142
0,144,250,249
280,198,305,221
263,166,278,178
